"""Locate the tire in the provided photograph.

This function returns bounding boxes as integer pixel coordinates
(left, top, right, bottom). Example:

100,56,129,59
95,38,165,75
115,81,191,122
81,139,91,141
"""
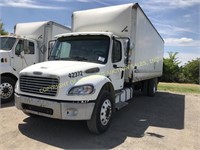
142,80,148,96
87,91,114,134
148,78,157,97
0,77,16,103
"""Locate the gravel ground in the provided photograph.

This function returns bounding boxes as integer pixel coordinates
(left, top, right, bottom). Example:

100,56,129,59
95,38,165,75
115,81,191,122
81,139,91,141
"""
0,91,199,150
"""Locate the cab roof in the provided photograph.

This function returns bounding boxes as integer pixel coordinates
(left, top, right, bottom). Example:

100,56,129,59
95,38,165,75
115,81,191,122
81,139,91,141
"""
55,32,114,38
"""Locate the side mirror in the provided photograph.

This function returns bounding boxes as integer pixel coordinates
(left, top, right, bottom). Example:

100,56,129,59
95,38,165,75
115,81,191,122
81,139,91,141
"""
123,39,130,56
15,50,21,56
130,42,134,50
23,40,29,53
126,40,130,51
48,40,56,59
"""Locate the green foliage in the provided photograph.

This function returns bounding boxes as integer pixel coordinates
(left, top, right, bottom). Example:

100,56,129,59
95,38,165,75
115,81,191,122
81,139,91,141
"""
182,58,199,84
162,51,199,84
0,20,8,35
162,52,180,82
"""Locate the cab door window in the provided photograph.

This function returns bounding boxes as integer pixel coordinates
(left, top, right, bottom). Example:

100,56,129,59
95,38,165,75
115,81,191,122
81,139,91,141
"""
24,41,35,54
112,40,122,63
15,40,24,55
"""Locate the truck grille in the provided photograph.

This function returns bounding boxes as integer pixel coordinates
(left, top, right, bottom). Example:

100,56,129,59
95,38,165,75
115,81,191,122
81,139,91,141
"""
22,104,53,115
20,75,59,96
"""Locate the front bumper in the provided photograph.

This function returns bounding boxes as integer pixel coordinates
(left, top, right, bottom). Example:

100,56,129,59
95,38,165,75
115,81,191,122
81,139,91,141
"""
15,94,95,120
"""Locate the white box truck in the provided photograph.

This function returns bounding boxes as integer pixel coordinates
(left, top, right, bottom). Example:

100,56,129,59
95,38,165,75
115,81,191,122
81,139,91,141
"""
15,3,164,133
0,21,71,103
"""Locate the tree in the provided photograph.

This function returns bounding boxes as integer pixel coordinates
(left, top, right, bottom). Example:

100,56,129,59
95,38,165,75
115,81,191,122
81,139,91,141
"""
161,52,199,84
182,58,199,84
0,21,8,35
162,52,180,82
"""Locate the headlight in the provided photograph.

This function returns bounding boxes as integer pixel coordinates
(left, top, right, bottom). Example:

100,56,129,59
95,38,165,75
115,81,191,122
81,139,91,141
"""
68,85,94,95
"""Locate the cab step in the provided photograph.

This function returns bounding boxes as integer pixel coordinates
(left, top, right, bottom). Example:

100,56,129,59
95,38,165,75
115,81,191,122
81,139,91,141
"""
115,102,128,110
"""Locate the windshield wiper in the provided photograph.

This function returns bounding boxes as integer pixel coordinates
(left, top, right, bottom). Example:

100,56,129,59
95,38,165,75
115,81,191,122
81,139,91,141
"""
49,56,60,60
50,56,88,61
50,57,75,61
71,56,88,61
60,58,74,60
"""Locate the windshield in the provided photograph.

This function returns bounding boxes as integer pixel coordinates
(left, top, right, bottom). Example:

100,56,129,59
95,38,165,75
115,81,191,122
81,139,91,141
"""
0,37,16,50
49,35,110,64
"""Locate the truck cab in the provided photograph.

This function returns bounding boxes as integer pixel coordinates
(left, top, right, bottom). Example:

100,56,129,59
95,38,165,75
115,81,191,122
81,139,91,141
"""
15,32,132,133
0,35,38,103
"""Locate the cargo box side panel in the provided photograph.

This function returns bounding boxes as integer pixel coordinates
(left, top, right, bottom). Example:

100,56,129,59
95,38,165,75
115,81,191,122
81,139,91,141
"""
73,4,133,38
132,7,164,82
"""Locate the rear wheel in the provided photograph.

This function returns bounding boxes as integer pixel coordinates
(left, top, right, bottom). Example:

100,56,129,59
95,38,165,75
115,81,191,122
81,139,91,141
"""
148,78,157,97
87,91,114,134
0,77,16,103
142,78,157,97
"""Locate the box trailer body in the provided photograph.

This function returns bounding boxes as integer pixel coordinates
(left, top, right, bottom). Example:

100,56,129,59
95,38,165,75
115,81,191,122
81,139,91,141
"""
14,21,71,62
15,4,164,133
73,3,164,82
0,21,71,103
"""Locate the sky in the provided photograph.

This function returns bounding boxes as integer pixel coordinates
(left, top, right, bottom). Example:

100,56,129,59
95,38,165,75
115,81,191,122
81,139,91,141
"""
0,0,199,65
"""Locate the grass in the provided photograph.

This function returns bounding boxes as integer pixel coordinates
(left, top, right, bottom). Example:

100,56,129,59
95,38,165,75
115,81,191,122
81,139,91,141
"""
158,82,200,94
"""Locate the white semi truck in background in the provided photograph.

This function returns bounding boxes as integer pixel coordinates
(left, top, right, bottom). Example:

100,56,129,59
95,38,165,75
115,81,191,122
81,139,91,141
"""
0,21,71,103
15,3,164,134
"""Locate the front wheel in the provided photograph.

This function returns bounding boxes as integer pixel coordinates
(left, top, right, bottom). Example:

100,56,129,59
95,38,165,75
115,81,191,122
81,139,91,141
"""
0,77,16,103
87,91,114,134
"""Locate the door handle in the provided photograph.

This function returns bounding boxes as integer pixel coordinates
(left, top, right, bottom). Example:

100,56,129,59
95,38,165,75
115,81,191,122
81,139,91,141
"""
121,71,124,79
113,64,123,69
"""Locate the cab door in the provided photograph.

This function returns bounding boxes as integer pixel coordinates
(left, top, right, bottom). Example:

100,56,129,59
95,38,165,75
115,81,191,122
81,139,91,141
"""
109,39,125,90
22,40,37,68
13,39,37,73
13,39,23,73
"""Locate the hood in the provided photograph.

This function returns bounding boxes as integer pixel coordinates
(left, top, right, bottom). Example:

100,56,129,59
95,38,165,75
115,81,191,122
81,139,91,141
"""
20,61,105,76
0,49,10,54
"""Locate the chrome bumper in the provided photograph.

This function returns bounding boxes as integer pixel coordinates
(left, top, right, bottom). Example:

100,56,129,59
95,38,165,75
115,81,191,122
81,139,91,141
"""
15,94,95,120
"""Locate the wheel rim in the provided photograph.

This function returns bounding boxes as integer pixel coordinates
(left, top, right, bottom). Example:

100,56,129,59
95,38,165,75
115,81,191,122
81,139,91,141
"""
0,82,13,99
153,85,156,94
100,99,112,126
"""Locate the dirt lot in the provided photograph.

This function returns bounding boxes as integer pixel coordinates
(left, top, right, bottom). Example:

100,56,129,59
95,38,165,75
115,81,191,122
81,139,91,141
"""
0,91,200,150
